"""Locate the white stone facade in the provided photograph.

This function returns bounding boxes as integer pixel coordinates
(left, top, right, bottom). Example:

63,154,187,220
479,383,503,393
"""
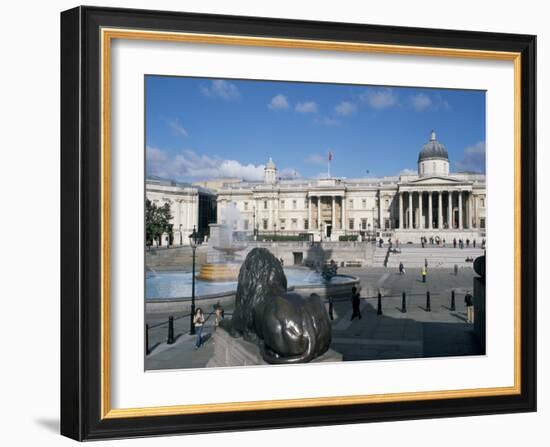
216,132,486,243
146,178,207,246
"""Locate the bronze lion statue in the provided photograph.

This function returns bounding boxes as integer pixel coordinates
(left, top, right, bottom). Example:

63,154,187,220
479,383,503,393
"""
221,248,331,363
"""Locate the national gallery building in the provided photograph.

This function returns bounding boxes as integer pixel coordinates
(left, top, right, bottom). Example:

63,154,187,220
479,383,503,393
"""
146,131,486,244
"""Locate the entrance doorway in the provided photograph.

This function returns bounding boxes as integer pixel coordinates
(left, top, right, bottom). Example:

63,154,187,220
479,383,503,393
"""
293,252,303,265
325,223,332,239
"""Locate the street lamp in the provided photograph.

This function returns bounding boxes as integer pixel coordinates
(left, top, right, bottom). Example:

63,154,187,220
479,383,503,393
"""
188,226,201,335
273,222,277,240
252,205,257,237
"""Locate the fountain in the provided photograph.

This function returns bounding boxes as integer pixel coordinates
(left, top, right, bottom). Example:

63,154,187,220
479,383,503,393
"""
146,204,361,313
197,214,246,281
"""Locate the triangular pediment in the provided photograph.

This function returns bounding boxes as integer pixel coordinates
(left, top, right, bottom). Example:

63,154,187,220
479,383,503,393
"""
403,176,466,186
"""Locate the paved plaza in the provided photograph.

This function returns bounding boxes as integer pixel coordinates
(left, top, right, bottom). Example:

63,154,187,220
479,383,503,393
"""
145,265,482,370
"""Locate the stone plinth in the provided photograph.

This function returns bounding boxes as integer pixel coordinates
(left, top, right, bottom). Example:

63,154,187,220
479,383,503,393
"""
207,327,343,367
473,276,486,354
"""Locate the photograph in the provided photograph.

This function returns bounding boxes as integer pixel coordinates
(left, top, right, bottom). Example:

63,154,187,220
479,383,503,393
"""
143,76,487,370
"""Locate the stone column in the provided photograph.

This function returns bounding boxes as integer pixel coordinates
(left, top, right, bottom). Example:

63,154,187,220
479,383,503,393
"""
468,191,474,229
341,195,346,230
418,192,423,229
331,195,336,230
438,192,443,229
446,191,451,229
317,196,321,229
458,191,463,229
428,192,433,229
408,192,413,229
397,192,405,230
308,196,312,231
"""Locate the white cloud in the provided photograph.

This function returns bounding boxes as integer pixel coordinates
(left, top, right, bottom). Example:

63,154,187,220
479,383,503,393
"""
455,141,486,173
200,80,240,101
360,88,398,110
400,168,417,175
409,92,452,112
306,153,327,165
335,101,357,116
313,116,340,126
268,94,289,110
146,146,265,182
410,93,432,112
168,118,188,137
295,101,319,113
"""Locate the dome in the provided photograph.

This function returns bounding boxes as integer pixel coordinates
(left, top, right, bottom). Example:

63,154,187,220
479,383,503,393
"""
265,157,276,169
418,130,448,163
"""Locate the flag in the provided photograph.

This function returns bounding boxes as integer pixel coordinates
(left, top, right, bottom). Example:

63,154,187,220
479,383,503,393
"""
328,151,333,161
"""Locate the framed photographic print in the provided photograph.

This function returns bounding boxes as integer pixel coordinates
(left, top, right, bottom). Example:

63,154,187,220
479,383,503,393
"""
60,6,536,441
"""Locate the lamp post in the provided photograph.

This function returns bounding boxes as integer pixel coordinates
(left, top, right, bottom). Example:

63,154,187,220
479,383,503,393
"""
179,224,182,246
188,226,201,335
252,205,256,238
273,222,277,241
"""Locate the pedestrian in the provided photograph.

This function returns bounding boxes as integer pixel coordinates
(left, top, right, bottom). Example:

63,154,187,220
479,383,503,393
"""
328,297,334,320
193,307,205,349
466,238,470,247
473,239,476,248
464,291,474,323
424,258,428,270
454,264,458,276
399,261,405,275
214,303,224,330
350,286,362,320
396,239,399,248
421,266,427,283
379,238,383,248
453,238,457,248
482,238,486,249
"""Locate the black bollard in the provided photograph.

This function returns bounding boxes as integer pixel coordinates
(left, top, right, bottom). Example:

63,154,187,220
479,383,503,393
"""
450,290,456,311
401,291,407,313
167,316,175,344
426,291,431,312
145,324,150,355
377,292,382,315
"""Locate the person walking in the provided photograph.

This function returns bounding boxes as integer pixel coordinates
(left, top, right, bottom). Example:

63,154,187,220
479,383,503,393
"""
421,266,427,283
424,258,428,270
399,262,405,275
214,304,224,331
473,239,476,248
454,264,458,276
350,286,362,320
453,238,457,248
193,308,205,349
464,291,474,323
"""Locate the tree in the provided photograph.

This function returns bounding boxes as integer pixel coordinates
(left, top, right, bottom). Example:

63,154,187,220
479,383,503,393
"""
145,199,173,246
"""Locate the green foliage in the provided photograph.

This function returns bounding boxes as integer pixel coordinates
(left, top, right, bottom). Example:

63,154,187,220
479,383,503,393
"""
145,199,173,245
339,235,358,241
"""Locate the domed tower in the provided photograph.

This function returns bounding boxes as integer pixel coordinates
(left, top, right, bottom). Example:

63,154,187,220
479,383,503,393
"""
418,130,449,177
264,157,277,184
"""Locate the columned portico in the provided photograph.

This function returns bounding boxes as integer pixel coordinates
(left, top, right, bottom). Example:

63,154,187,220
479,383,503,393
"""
428,192,433,229
408,192,413,230
397,192,405,230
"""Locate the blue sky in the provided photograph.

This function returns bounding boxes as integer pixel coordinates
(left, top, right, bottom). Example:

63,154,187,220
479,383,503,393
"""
145,76,485,182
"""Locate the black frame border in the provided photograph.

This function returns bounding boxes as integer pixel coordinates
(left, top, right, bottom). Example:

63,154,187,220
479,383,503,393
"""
61,6,536,441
